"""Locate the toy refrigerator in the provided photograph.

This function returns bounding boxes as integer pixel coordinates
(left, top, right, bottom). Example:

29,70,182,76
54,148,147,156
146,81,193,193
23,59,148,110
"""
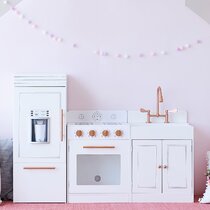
13,74,67,202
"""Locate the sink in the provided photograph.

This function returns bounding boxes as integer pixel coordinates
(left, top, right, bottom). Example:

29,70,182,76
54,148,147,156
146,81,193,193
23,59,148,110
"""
128,111,193,140
128,110,188,124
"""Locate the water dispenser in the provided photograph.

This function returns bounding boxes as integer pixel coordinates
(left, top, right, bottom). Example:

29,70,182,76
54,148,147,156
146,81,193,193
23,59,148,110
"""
31,110,50,143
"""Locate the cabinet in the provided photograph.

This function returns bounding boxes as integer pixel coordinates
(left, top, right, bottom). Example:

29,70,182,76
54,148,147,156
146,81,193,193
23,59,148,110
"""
132,139,193,202
13,74,67,203
129,119,194,203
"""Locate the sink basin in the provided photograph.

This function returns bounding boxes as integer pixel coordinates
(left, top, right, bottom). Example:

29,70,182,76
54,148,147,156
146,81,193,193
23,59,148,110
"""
130,123,193,140
128,110,188,124
128,111,193,139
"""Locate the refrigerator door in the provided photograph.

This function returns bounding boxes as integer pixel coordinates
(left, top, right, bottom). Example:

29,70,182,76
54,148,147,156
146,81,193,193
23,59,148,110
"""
17,87,65,159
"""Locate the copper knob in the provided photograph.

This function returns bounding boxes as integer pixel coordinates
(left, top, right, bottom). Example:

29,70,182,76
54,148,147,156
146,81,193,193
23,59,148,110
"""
102,130,109,137
76,130,83,137
115,130,122,137
89,130,96,137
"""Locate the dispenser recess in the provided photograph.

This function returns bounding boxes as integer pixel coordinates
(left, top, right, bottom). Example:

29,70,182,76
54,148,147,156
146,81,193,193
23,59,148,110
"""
31,118,49,143
31,109,50,143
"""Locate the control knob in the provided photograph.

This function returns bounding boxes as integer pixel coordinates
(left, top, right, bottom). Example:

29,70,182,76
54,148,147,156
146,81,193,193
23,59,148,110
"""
115,130,122,137
89,130,96,137
76,130,83,137
102,130,109,137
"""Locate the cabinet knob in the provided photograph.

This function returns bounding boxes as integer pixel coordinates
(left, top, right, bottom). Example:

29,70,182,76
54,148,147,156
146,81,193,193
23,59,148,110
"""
158,165,162,169
163,165,168,169
89,130,96,137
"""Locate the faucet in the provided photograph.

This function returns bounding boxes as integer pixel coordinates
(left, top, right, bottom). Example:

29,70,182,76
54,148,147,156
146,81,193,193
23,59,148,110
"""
140,86,169,123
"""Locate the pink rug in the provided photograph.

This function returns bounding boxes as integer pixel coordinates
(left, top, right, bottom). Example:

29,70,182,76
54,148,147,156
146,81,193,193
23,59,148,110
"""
1,198,210,210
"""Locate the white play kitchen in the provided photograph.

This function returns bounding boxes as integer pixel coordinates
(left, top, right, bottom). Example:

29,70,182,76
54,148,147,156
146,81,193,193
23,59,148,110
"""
13,74,194,203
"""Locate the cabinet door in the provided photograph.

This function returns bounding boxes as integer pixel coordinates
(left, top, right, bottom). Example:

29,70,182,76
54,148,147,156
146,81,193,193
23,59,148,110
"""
133,140,162,194
14,163,66,202
16,87,66,160
162,140,192,194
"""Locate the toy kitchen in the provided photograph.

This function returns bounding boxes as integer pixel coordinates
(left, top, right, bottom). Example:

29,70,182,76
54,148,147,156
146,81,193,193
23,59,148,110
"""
13,74,194,203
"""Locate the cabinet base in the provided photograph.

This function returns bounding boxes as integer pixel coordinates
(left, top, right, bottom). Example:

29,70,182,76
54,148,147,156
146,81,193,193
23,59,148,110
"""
68,193,194,203
132,194,194,203
68,194,131,203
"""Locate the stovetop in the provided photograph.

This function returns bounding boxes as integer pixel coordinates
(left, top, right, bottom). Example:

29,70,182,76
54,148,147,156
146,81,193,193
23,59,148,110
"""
67,110,128,124
67,110,130,140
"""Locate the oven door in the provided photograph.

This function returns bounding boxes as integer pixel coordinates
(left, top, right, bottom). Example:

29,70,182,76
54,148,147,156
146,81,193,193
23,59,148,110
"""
68,140,131,194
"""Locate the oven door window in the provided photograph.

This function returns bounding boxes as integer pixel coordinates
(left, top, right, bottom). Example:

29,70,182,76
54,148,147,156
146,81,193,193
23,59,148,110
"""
77,155,120,185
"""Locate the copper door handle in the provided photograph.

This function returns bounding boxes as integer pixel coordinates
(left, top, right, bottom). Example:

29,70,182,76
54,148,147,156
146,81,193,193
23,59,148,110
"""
23,167,56,170
83,146,115,149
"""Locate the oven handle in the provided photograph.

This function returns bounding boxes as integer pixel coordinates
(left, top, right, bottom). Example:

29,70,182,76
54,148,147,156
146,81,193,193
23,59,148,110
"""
83,146,115,149
23,167,56,170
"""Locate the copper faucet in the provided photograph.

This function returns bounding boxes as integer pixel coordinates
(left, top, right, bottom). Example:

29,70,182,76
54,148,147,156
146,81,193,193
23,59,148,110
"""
140,86,169,123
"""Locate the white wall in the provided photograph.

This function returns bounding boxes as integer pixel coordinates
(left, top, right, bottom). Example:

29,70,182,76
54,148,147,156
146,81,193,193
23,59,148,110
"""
0,0,210,195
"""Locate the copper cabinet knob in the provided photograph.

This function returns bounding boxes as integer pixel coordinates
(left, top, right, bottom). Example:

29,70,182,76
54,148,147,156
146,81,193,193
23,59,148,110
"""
163,165,168,169
76,130,83,137
102,130,109,137
158,165,162,169
89,130,96,137
115,130,122,137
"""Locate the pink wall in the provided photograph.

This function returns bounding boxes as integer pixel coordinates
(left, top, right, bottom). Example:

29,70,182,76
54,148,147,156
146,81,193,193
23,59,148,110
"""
0,0,210,195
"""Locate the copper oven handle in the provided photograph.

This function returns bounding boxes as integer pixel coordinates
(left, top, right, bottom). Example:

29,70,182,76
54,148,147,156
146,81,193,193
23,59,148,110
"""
83,146,115,149
23,167,56,170
61,109,64,142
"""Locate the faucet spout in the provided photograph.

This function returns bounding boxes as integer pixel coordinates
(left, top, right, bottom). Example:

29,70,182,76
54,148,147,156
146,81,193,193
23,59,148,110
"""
157,86,163,103
157,86,163,116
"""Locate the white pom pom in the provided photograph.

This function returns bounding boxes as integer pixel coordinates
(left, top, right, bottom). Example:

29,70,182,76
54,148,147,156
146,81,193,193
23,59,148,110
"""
124,54,130,59
116,54,122,58
185,44,191,49
160,51,167,55
197,40,202,44
42,30,49,35
150,52,157,57
3,0,9,5
57,38,63,43
94,50,100,55
73,43,78,48
101,51,109,56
